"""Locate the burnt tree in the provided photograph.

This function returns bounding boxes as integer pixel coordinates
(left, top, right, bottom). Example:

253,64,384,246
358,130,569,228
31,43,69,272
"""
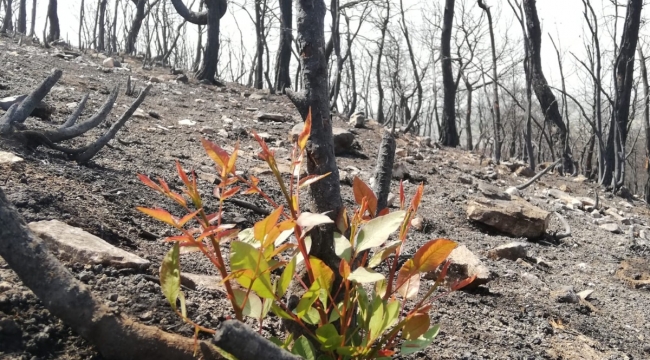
440,0,459,146
47,0,60,42
522,0,571,171
601,0,643,189
1,0,13,33
17,0,27,34
274,0,292,93
97,0,108,51
125,0,161,54
170,0,227,84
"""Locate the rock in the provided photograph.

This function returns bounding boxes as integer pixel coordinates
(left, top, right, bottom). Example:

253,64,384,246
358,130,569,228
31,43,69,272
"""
149,76,162,83
197,171,218,184
558,184,570,192
176,74,188,83
547,189,583,209
387,193,396,207
411,217,424,231
102,57,114,68
573,174,588,182
395,148,408,157
195,98,206,103
577,289,594,300
514,166,535,177
458,175,473,185
521,272,542,285
487,242,528,261
348,112,365,128
505,187,521,197
180,273,224,293
0,317,22,336
477,183,510,200
218,129,229,138
424,245,493,288
200,126,216,135
550,286,579,304
178,119,196,126
600,223,621,234
28,220,150,269
0,151,23,165
132,108,147,119
249,93,267,100
640,229,649,240
148,111,161,119
257,113,286,122
139,311,153,321
256,132,273,141
332,127,355,155
0,95,55,120
467,197,551,238
0,281,14,292
591,210,602,218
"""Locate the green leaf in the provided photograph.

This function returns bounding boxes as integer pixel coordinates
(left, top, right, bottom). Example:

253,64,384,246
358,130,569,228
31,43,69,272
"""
347,267,386,284
271,303,294,320
233,288,263,319
179,291,187,318
237,227,255,244
400,324,440,356
368,240,402,268
356,210,406,252
296,212,334,228
230,241,275,298
374,278,388,298
302,307,321,325
383,299,400,330
367,296,385,343
315,324,343,350
292,336,317,360
278,256,296,297
160,242,181,310
334,232,352,262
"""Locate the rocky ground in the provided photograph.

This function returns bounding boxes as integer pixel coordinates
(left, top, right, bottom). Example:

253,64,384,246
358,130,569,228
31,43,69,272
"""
1,37,650,360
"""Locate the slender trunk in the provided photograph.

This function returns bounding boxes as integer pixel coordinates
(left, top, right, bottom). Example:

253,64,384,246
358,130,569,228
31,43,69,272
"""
126,0,146,54
28,0,36,36
195,0,224,83
254,0,264,89
375,0,389,124
478,0,502,162
464,80,473,150
638,47,650,203
111,0,119,52
602,0,643,189
17,0,27,33
440,0,459,146
97,0,107,51
78,0,84,49
1,0,13,33
274,0,292,93
47,0,60,42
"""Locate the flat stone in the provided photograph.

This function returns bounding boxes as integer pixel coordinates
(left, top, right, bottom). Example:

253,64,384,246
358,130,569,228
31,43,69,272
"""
0,151,23,165
477,183,510,200
257,113,286,122
178,119,196,126
180,273,224,293
28,220,150,269
424,245,493,288
487,242,528,261
550,286,579,304
505,187,521,197
547,189,583,209
102,57,114,68
467,196,551,238
600,223,621,234
458,175,473,185
332,127,355,155
249,93,267,100
577,289,594,300
348,112,365,128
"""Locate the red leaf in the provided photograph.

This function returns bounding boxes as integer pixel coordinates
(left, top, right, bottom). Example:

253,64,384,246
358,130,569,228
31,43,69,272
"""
412,239,457,273
176,161,191,187
451,275,477,291
137,207,177,227
410,183,424,212
201,138,230,171
352,176,377,216
138,174,161,192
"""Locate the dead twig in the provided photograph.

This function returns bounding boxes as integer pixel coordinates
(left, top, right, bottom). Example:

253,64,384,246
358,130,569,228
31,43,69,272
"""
516,158,562,191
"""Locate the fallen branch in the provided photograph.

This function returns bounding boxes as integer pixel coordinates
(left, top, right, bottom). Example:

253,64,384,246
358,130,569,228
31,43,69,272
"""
0,188,222,360
225,198,270,216
212,320,300,360
516,158,562,191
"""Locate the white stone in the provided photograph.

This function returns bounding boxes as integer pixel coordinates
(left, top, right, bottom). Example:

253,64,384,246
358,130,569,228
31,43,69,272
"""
28,220,150,269
178,119,196,126
102,57,114,68
0,151,23,165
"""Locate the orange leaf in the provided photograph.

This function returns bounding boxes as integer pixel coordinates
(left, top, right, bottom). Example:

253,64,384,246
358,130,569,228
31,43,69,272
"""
410,183,425,212
219,186,241,200
168,192,187,207
226,141,239,175
158,178,171,193
352,176,377,217
298,108,312,151
254,206,284,241
396,259,420,299
402,313,430,340
176,209,201,227
298,173,331,189
413,239,457,273
451,275,477,291
336,207,349,233
201,138,230,171
377,349,395,357
339,259,351,279
138,174,162,192
137,207,177,227
176,161,191,187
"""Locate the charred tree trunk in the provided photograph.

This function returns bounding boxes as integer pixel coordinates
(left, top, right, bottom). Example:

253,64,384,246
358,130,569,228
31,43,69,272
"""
286,0,342,270
254,0,264,90
602,0,643,189
97,0,108,51
1,0,13,33
126,0,146,54
375,0,389,125
463,77,473,151
47,0,60,42
78,0,84,49
28,0,36,36
478,0,502,162
522,0,567,166
274,0,292,93
637,60,648,186
17,0,27,34
440,0,459,146
170,0,227,84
